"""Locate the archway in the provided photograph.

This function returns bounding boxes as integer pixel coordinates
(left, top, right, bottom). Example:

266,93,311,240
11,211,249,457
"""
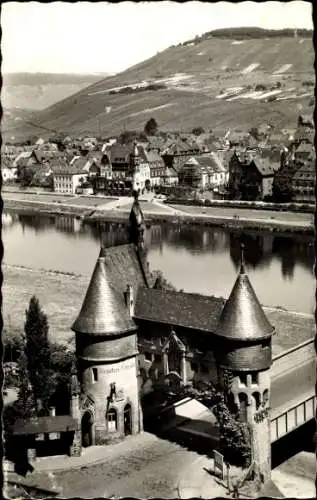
124,404,132,436
81,411,93,447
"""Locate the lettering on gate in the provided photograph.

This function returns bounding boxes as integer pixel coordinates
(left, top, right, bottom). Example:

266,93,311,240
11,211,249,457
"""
104,362,135,375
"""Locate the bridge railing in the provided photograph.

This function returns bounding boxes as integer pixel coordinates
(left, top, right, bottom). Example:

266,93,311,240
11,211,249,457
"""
271,393,316,442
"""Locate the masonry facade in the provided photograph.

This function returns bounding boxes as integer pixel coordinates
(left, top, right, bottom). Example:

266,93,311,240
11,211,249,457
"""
68,194,274,489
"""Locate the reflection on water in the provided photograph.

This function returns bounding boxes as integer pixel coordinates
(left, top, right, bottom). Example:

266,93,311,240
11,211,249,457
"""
2,211,315,314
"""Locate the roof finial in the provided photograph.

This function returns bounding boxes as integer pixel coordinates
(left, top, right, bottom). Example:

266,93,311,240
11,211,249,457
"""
240,242,245,274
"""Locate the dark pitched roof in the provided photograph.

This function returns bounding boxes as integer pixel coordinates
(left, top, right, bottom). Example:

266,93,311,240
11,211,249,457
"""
13,416,78,435
252,158,277,176
99,243,148,295
49,157,70,172
108,144,131,162
53,162,87,175
72,256,136,336
215,266,275,341
294,128,314,143
134,288,225,333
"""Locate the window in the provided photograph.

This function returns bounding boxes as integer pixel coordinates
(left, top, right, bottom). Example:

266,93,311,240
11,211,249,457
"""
92,368,98,382
252,392,261,410
107,408,117,432
251,372,258,384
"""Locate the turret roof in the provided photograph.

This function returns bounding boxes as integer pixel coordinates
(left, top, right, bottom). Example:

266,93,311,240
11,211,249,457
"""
72,256,136,336
215,246,275,341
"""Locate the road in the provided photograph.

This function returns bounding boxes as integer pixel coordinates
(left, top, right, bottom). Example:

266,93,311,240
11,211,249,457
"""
271,358,316,418
41,433,217,498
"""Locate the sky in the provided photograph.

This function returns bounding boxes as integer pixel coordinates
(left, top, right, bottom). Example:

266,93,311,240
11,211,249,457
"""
2,1,313,75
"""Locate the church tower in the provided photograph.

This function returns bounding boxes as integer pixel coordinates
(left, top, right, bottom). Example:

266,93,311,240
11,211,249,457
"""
72,254,142,445
128,190,149,286
214,244,275,485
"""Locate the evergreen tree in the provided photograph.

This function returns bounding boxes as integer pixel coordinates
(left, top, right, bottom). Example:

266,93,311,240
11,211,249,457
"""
15,350,37,419
144,117,158,136
24,296,54,412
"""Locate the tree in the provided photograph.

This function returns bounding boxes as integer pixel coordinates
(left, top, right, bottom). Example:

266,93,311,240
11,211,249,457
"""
17,166,34,187
192,126,205,136
15,350,37,419
249,127,260,141
185,383,251,467
24,296,55,412
144,117,158,136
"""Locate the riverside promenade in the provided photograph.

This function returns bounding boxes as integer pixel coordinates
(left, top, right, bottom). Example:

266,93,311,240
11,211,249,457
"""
2,190,314,233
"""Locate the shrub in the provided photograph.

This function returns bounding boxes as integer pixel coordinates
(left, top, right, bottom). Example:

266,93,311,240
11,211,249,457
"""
186,384,252,467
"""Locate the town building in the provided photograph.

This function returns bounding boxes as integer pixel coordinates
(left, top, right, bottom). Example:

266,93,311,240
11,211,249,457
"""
228,151,279,201
1,157,18,182
162,138,202,171
138,146,165,188
53,160,88,194
178,154,228,190
129,142,151,193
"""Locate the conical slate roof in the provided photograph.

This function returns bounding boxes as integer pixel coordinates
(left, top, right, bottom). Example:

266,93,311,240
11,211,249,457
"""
215,264,274,342
72,256,136,336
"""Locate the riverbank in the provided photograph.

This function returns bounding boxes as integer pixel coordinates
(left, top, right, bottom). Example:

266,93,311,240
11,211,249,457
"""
3,192,314,234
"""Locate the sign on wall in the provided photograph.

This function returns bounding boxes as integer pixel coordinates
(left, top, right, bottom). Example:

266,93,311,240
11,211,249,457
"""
214,450,224,480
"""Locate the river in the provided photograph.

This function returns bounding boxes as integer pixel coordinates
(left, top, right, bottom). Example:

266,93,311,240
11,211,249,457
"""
2,211,315,314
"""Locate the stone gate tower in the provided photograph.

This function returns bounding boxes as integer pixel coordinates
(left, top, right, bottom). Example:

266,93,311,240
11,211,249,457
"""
214,245,275,485
72,252,142,446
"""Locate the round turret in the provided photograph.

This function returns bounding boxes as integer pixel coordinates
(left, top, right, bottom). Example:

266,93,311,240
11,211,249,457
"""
72,256,138,363
72,251,142,445
214,245,275,372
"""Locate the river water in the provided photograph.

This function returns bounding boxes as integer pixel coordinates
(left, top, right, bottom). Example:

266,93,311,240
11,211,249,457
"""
2,211,315,314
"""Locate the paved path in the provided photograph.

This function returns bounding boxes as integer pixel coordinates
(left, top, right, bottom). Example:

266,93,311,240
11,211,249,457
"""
271,452,315,498
9,433,224,498
4,191,313,229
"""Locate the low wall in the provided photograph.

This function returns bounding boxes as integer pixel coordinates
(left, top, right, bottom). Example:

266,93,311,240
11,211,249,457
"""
167,198,315,214
272,338,315,379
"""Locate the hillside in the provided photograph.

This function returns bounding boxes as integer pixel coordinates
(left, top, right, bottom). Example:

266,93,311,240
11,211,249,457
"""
3,29,314,141
2,72,110,111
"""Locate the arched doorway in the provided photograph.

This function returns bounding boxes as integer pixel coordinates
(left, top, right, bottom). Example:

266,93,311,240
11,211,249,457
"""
81,411,93,447
124,404,132,436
